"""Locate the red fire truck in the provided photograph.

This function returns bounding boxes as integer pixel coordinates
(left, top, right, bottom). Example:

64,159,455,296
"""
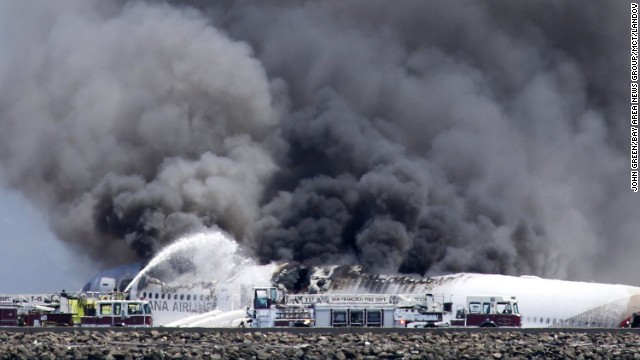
621,312,640,328
450,295,521,327
0,301,73,327
0,299,152,327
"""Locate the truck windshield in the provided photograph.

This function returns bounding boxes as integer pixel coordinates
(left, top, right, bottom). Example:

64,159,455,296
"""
496,302,512,314
254,290,268,309
128,303,143,315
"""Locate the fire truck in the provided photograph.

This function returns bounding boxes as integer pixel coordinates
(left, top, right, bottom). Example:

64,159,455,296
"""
0,301,74,327
621,312,640,328
449,295,521,327
247,287,521,328
0,296,153,327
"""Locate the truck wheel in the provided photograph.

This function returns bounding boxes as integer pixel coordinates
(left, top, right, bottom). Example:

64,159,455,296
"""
480,322,497,328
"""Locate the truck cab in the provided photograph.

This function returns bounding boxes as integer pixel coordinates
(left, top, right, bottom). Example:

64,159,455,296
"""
451,295,521,327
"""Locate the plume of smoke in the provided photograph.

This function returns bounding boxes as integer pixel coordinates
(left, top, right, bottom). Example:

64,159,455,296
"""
0,0,636,283
0,0,279,263
225,1,636,282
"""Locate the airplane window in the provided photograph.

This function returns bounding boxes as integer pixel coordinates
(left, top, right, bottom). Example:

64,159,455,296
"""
155,293,159,299
180,294,184,300
174,294,178,300
187,295,191,301
143,292,147,298
546,318,550,324
161,293,165,299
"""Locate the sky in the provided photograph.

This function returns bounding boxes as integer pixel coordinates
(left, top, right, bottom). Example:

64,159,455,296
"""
0,186,94,293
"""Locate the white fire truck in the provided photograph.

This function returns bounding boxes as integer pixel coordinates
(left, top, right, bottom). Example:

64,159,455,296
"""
247,287,521,328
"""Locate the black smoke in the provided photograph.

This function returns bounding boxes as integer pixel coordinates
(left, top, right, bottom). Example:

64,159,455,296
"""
0,0,636,283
